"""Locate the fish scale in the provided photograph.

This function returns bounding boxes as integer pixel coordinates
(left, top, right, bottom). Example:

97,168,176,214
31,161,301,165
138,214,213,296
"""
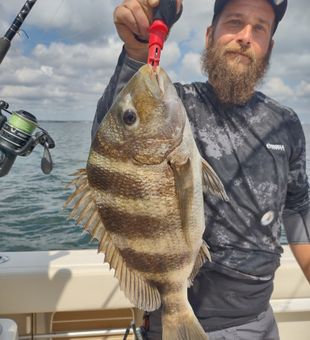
65,64,228,340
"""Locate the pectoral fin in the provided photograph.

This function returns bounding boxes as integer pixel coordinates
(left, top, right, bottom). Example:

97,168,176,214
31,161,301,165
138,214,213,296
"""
168,149,195,247
201,158,229,201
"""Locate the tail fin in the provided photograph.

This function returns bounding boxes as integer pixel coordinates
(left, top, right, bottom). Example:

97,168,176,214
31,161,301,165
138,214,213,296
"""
162,308,208,340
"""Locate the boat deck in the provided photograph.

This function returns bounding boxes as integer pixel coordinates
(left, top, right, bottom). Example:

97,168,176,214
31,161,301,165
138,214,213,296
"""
0,245,309,339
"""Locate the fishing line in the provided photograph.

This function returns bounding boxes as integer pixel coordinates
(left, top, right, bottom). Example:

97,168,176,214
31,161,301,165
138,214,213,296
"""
34,0,98,45
44,0,65,31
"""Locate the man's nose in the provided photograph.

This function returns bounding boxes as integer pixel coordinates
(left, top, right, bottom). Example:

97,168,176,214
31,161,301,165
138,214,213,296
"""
236,24,253,47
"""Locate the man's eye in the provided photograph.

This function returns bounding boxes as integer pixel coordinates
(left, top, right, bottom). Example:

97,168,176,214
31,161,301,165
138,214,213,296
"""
229,19,242,27
254,24,266,32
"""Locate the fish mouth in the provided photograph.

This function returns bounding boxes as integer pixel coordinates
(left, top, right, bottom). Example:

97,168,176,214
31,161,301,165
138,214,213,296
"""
154,67,166,94
142,64,170,97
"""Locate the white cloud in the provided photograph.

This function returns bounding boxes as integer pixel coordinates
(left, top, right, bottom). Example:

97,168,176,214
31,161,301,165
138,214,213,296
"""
296,81,310,97
261,77,294,99
1,0,116,41
0,0,309,121
14,66,52,84
160,41,181,68
179,52,203,83
33,38,122,70
0,36,123,120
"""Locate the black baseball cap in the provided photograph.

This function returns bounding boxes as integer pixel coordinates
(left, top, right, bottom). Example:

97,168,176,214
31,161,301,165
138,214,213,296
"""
212,0,288,34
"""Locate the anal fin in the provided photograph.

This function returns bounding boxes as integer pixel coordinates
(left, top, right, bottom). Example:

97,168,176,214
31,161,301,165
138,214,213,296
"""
188,241,211,287
65,168,161,312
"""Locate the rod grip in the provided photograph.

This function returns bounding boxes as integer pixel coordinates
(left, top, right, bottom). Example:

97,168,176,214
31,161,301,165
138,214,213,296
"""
153,0,182,28
0,38,11,64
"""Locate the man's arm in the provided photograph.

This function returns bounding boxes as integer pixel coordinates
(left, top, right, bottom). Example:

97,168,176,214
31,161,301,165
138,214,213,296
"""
282,110,310,283
92,0,183,138
91,0,155,138
289,244,310,282
91,49,144,139
283,205,310,283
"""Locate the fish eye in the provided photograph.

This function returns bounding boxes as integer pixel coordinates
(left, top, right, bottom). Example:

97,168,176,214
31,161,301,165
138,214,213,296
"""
123,109,137,126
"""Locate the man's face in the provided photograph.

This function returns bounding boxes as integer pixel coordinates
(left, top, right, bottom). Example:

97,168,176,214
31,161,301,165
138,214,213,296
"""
202,0,275,105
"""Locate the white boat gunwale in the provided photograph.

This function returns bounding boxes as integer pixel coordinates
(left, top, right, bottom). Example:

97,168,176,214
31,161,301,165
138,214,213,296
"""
0,245,309,339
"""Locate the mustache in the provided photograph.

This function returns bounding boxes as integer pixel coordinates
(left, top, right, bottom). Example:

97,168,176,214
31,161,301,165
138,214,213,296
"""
223,47,256,62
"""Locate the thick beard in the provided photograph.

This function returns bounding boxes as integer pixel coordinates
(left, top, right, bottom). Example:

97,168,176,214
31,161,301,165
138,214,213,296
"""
201,36,271,105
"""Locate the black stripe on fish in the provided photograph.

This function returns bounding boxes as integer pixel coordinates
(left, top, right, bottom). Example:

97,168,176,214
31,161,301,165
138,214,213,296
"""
118,248,192,274
87,158,175,198
150,280,184,295
87,163,148,199
97,204,177,239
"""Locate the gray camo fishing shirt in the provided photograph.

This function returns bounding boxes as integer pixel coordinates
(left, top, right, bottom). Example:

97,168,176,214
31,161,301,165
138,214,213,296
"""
92,49,310,330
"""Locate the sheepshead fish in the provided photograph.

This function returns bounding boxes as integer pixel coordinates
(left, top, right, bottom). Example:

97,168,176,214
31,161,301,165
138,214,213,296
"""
65,64,227,340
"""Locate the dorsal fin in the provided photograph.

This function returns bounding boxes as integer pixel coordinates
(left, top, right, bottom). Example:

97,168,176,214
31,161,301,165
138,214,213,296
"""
64,169,161,311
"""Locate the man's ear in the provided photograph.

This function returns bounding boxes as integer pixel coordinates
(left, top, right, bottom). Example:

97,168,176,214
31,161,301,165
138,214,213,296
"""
206,26,213,48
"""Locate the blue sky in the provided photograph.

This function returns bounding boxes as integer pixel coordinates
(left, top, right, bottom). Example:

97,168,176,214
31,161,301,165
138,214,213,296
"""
0,0,309,122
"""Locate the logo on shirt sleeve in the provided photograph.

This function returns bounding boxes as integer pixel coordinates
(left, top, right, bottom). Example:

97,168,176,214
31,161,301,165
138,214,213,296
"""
266,143,285,152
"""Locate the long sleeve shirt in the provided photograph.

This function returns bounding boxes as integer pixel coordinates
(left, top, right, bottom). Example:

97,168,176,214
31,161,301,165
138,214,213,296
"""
92,49,310,331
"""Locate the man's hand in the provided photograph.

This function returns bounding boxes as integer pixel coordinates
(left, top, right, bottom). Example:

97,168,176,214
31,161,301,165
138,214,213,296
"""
113,0,182,62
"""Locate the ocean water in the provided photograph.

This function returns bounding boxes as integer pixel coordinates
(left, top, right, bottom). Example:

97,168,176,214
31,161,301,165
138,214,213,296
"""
0,121,96,252
1,121,310,252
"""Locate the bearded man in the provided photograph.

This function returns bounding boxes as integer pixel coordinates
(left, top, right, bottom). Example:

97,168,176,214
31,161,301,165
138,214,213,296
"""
92,0,310,339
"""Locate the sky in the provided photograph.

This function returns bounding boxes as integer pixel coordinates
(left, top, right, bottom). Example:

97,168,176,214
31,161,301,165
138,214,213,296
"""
0,0,309,122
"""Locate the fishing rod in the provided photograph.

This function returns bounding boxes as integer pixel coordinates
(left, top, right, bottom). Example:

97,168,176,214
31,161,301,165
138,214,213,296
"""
0,0,38,64
0,0,55,177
